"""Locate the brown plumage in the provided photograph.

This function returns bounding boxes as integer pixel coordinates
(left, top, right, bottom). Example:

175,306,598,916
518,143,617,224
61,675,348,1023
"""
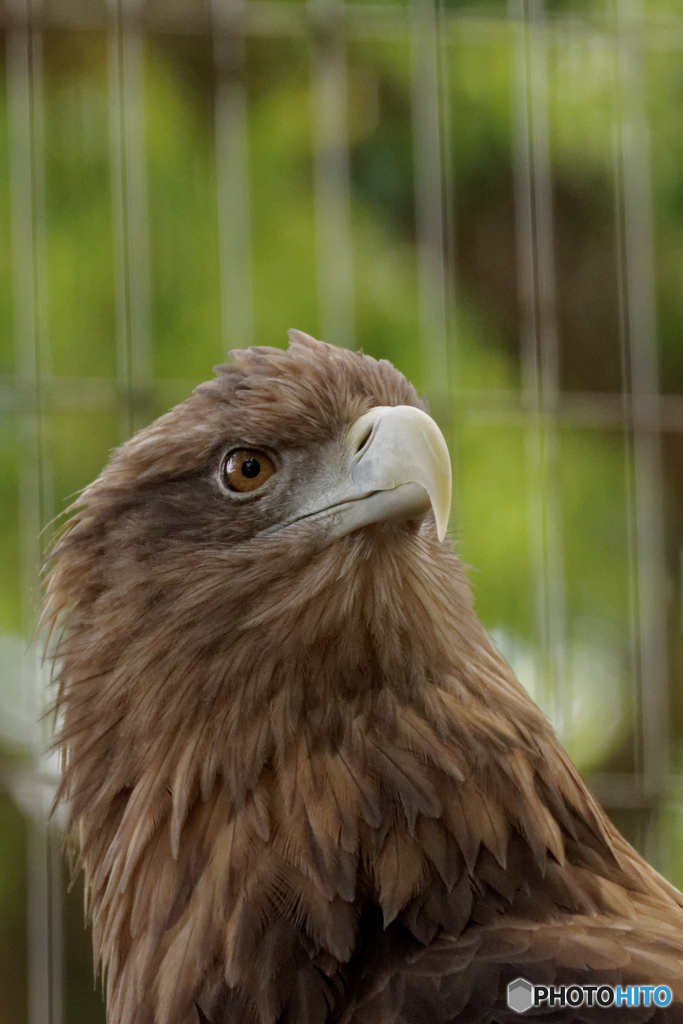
44,332,683,1024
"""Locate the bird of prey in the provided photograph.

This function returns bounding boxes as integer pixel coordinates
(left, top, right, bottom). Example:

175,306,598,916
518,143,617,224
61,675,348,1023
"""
44,331,683,1024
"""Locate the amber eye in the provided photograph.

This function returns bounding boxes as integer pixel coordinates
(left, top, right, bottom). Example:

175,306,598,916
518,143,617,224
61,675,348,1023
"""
221,449,276,493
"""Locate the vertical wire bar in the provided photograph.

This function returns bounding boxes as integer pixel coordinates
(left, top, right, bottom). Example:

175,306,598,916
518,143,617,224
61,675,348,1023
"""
530,3,566,734
108,3,129,437
509,0,566,729
213,0,254,355
6,2,61,1021
616,0,669,868
411,0,448,423
108,0,152,439
123,9,151,424
436,0,459,520
310,0,354,349
611,21,643,792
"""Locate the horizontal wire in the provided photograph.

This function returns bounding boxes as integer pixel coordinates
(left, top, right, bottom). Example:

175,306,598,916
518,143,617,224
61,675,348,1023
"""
6,376,683,430
2,0,683,47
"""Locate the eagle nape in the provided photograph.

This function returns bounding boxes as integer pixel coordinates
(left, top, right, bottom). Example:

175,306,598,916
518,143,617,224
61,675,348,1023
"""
43,329,683,1024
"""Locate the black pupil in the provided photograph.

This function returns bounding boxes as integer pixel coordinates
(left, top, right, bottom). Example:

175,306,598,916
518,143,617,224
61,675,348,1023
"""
241,458,261,479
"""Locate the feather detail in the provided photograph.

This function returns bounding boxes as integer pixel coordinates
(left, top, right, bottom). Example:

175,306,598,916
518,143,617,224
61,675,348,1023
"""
502,749,565,869
170,727,206,858
375,826,428,926
368,739,442,834
458,775,509,869
415,816,463,892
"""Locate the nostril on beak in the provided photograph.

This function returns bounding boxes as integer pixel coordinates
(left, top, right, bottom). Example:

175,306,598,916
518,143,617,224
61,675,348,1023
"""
355,427,373,455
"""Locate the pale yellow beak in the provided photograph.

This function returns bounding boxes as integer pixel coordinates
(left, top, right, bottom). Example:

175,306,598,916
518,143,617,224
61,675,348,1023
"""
283,404,452,543
345,406,452,541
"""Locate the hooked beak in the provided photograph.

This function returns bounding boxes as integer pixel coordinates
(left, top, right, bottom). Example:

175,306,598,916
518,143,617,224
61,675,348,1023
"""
288,405,452,542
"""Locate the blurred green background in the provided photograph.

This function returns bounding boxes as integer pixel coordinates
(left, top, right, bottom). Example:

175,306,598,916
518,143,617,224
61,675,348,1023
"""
2,0,683,1020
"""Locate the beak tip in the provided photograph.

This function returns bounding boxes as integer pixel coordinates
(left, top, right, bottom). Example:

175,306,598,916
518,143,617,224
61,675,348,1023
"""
434,500,450,542
431,468,452,543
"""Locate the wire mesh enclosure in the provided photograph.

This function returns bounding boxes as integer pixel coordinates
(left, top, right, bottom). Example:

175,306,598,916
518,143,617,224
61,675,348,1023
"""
1,0,683,1020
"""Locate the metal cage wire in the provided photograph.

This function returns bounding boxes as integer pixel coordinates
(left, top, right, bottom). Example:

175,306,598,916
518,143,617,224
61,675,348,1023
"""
1,0,682,1020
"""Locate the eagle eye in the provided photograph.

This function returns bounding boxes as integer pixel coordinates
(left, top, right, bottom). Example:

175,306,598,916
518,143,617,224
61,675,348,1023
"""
221,449,276,493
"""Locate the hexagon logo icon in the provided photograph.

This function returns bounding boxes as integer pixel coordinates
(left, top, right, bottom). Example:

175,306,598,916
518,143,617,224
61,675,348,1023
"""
507,978,534,1013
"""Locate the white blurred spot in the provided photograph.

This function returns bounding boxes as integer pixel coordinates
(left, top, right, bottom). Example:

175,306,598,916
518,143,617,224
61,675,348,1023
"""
491,622,630,773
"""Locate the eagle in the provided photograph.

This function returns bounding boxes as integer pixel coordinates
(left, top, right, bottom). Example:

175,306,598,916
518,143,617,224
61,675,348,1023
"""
44,331,683,1024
